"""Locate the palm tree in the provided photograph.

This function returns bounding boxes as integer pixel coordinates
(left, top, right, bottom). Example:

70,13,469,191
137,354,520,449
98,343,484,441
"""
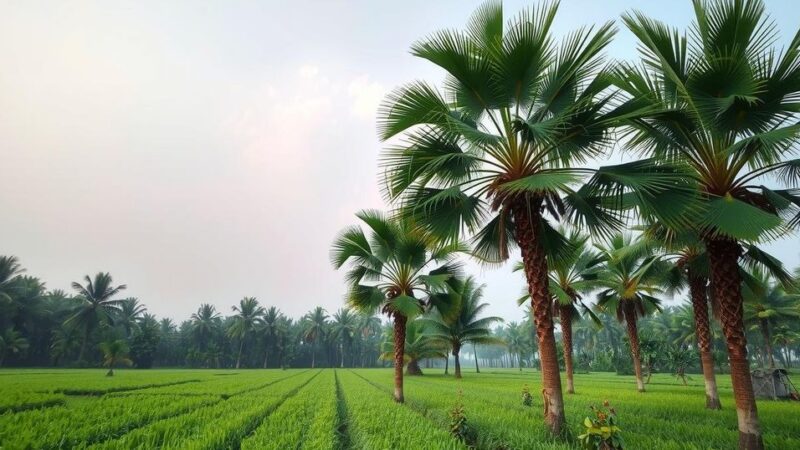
0,328,29,367
374,1,691,433
516,230,600,393
421,276,503,378
743,268,800,368
67,273,126,362
99,339,132,376
50,325,80,366
614,1,800,446
594,235,666,392
502,322,529,370
259,306,284,368
380,320,446,375
331,308,358,367
117,298,147,338
301,307,328,368
228,297,265,369
190,304,221,362
331,210,462,402
0,256,24,304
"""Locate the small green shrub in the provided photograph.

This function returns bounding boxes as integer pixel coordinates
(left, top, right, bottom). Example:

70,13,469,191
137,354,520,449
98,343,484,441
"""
521,384,532,407
578,401,623,450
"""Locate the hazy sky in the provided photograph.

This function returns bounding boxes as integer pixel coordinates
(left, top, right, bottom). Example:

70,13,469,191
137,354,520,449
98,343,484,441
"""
2,0,798,324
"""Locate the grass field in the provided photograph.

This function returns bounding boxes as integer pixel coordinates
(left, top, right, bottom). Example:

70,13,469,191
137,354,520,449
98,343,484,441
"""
0,368,798,449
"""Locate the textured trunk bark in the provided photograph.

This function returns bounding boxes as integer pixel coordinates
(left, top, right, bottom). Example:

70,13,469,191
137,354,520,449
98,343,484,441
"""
689,273,722,409
453,343,462,379
706,238,763,450
393,314,407,403
512,199,566,436
759,320,775,369
406,358,423,375
473,342,480,373
623,303,645,393
559,305,575,394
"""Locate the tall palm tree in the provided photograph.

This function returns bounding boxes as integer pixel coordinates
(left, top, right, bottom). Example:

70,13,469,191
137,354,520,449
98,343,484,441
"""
374,1,690,433
331,210,462,402
421,276,503,378
190,303,221,360
228,297,265,369
301,307,328,369
614,1,800,446
67,273,126,362
259,306,284,368
742,268,800,368
99,339,132,376
117,298,147,338
0,256,24,305
331,308,358,367
594,234,666,392
502,321,529,370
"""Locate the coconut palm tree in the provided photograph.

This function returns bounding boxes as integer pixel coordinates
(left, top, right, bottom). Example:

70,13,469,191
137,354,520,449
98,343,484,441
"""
421,276,503,378
374,1,694,432
259,306,284,368
594,234,667,392
380,320,446,375
742,268,800,368
301,307,328,368
331,308,358,367
614,1,800,446
0,256,24,305
0,328,29,367
331,210,462,402
117,298,146,338
66,273,126,363
228,297,264,369
99,339,132,376
190,304,221,361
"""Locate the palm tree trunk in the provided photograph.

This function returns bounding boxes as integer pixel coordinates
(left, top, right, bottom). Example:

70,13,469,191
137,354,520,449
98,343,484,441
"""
236,340,244,369
445,355,449,374
406,358,423,375
78,327,89,363
623,303,645,393
689,273,722,410
453,343,462,379
311,342,316,369
706,238,763,450
393,313,407,403
559,305,575,394
512,200,566,436
263,349,269,368
473,342,480,373
759,320,774,369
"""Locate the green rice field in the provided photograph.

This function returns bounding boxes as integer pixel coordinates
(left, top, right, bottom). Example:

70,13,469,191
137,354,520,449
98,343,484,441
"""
0,369,798,449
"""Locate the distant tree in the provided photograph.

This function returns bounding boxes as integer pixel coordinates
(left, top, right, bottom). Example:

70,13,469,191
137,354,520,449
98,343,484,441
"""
331,308,358,367
0,328,29,367
99,339,132,376
743,269,800,368
190,303,221,357
130,313,160,368
67,273,127,363
258,306,284,368
117,298,147,338
0,256,24,305
301,307,328,368
228,297,265,369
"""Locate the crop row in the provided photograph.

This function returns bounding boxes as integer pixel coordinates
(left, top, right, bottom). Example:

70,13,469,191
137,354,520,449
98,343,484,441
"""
0,391,65,414
0,370,205,396
337,371,465,449
107,370,306,397
240,370,340,449
90,370,320,449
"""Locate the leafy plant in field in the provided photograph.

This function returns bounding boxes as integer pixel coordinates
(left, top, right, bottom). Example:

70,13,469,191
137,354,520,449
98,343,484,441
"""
521,384,533,407
449,390,469,443
578,401,623,450
100,339,132,376
667,347,695,386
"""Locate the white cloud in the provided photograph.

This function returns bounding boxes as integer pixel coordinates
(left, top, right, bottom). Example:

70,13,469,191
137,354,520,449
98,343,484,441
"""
347,74,385,121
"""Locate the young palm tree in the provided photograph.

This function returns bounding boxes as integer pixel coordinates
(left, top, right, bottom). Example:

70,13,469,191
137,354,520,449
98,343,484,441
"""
331,210,462,402
67,273,126,363
0,328,29,367
615,1,800,446
375,1,692,433
594,234,666,392
331,308,358,367
259,306,284,368
228,297,265,369
421,276,503,378
99,339,132,376
301,307,328,369
516,229,600,393
742,268,800,368
379,320,446,375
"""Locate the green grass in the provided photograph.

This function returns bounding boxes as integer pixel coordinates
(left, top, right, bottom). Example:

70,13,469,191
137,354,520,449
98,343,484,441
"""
0,368,797,449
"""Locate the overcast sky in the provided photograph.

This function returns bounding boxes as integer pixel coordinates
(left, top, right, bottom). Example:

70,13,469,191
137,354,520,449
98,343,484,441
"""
2,0,798,324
